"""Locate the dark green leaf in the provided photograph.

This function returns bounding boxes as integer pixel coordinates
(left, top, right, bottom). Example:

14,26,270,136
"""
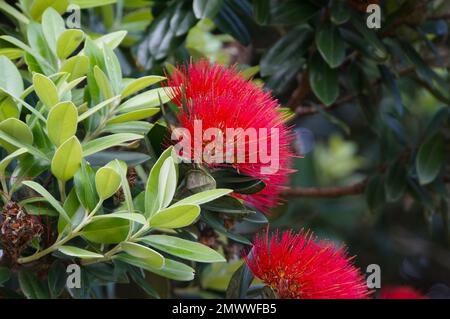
309,53,339,106
385,161,407,202
193,0,223,19
74,160,98,211
48,261,66,298
315,22,346,68
365,175,385,212
416,134,445,185
18,270,50,299
271,0,318,25
226,262,253,299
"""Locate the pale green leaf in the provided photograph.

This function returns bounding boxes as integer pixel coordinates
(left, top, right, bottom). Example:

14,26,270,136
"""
121,76,166,99
149,204,200,229
47,101,78,146
121,242,165,268
106,108,159,124
57,29,84,59
141,235,226,263
51,136,82,181
82,133,143,157
58,245,103,259
95,166,121,199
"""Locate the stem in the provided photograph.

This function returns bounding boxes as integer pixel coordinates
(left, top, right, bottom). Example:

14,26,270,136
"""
58,180,66,202
1,176,9,197
17,200,104,264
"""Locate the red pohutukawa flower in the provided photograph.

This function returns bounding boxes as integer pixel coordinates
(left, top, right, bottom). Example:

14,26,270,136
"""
165,61,295,213
379,286,427,299
245,229,370,299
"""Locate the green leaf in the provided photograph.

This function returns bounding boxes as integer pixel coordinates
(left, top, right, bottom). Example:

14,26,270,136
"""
117,88,171,112
214,2,250,45
107,159,134,215
41,7,66,54
18,270,49,299
226,263,253,299
57,29,85,59
0,96,20,122
24,202,58,217
84,150,150,167
58,245,104,258
74,160,98,211
106,108,160,124
104,121,152,135
70,0,117,9
309,53,339,106
0,130,45,160
416,134,445,185
0,118,34,153
93,66,114,100
58,188,84,233
315,22,346,68
47,101,77,146
92,212,147,224
202,211,251,245
22,180,70,223
93,30,127,49
121,76,166,99
0,35,49,71
149,204,200,229
0,118,33,153
141,235,225,263
193,0,223,19
174,189,232,206
116,254,195,281
82,133,143,157
0,48,24,60
95,166,121,200
0,87,47,122
82,217,129,244
51,136,82,181
0,56,24,97
252,0,270,25
0,148,27,175
48,261,66,298
157,157,177,209
30,0,68,21
271,0,318,25
349,13,388,60
260,26,312,77
0,118,33,145
0,267,11,286
145,146,174,217
33,73,59,108
60,55,89,81
385,161,407,202
121,242,165,268
103,45,122,95
127,266,160,299
0,0,30,24
330,0,350,25
78,95,121,122
202,195,254,216
365,175,386,212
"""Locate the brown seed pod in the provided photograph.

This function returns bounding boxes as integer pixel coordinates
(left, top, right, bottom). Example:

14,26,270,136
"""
0,202,43,262
113,167,138,205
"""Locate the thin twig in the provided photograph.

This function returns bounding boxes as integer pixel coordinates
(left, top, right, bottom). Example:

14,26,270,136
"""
282,179,367,198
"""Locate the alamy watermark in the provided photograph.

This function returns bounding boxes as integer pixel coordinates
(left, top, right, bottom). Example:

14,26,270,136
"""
366,4,381,29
